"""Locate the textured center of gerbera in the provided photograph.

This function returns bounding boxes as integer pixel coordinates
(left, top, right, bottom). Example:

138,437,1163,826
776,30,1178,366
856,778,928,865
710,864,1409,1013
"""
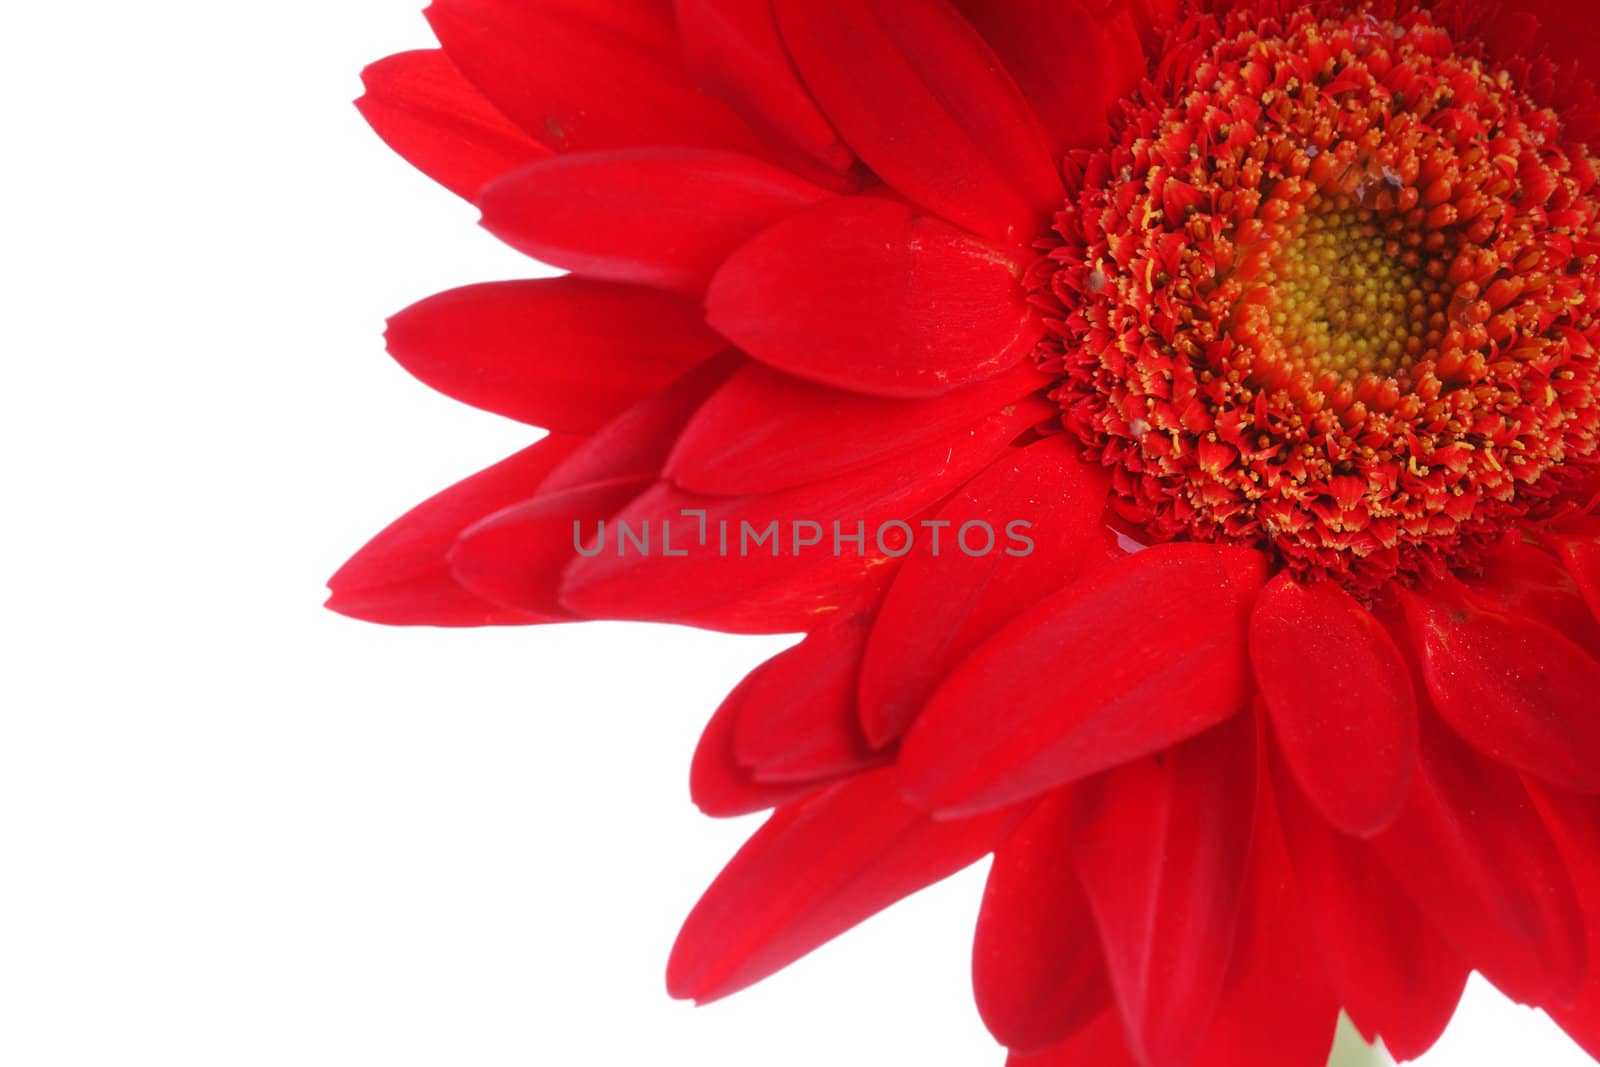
1035,10,1600,593
1266,203,1429,380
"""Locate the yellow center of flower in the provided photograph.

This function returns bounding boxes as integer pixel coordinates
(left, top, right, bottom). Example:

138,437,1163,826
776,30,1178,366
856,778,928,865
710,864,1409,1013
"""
1035,9,1600,593
1268,203,1431,380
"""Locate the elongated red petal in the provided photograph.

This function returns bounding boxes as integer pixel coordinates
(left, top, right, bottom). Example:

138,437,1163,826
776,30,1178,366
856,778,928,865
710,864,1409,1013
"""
1071,717,1256,1067
1370,715,1587,1006
1529,785,1600,1059
1006,1013,1139,1067
899,543,1267,817
479,149,829,294
952,0,1145,155
425,0,758,155
772,0,1061,243
1404,580,1600,793
1249,575,1417,837
326,434,580,626
690,662,859,818
974,788,1110,1053
673,0,858,184
1553,524,1600,624
450,357,737,614
561,400,1050,633
1275,753,1468,1061
732,615,884,783
1189,764,1341,1067
356,50,549,201
450,478,648,618
859,437,1110,748
667,360,1052,495
707,197,1042,398
560,479,897,633
1467,539,1600,658
539,352,743,494
385,278,723,433
667,767,1023,1003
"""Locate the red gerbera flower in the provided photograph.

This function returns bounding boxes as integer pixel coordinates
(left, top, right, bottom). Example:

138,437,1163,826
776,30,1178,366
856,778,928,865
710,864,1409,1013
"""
331,1,1600,1063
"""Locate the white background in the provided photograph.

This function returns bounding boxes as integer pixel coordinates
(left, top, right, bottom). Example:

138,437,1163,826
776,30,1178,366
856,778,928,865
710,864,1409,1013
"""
1,2,1593,1064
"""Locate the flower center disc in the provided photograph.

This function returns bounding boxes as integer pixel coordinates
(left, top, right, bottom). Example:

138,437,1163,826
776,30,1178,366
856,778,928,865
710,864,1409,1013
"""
1270,203,1430,381
1037,9,1600,592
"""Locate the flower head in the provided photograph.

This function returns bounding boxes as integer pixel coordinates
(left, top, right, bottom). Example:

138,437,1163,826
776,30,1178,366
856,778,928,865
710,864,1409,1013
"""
335,2,1600,1064
1042,7,1600,594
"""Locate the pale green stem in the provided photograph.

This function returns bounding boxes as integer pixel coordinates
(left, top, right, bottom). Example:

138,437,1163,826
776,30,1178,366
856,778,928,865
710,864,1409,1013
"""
1328,1014,1392,1067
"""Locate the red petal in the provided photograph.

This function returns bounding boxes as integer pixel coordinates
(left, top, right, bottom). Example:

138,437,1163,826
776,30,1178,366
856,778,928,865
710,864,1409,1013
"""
479,149,830,294
859,437,1110,748
772,0,1062,243
425,0,758,155
1467,539,1600,658
690,663,859,818
1404,579,1600,793
1275,752,1468,1061
732,615,885,783
666,767,1023,1003
1006,1013,1139,1067
1553,523,1600,625
667,359,1052,495
1529,785,1600,1058
385,278,723,434
673,0,858,184
560,399,1050,633
326,434,580,626
1071,717,1256,1067
1190,763,1341,1067
450,478,648,618
952,0,1145,155
974,788,1110,1053
707,197,1042,398
1249,575,1417,837
539,352,743,493
898,543,1267,817
1369,714,1587,1006
356,50,549,201
450,357,738,614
